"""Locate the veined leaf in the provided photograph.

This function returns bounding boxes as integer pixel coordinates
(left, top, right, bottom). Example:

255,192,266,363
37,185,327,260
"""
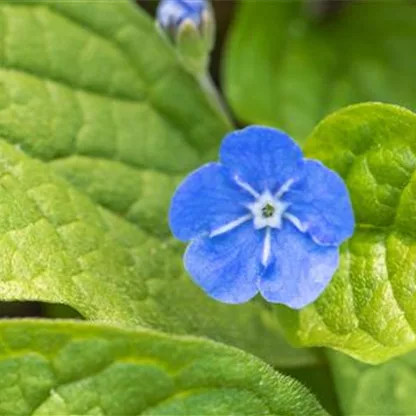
0,319,328,416
276,103,416,363
0,139,316,368
0,0,320,369
223,0,416,143
0,0,230,236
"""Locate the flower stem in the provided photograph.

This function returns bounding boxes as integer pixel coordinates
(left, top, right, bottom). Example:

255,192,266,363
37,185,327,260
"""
198,73,234,129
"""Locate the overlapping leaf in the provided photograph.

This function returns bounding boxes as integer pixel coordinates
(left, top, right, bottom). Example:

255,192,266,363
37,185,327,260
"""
276,103,416,363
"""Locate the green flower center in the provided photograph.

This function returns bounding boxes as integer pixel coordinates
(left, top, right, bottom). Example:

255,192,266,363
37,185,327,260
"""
261,203,275,218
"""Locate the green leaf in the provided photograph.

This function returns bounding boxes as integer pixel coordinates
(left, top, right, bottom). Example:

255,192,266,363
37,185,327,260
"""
223,0,416,143
0,0,320,369
282,361,341,416
0,319,328,416
0,0,230,236
329,349,416,415
0,139,318,368
275,103,416,363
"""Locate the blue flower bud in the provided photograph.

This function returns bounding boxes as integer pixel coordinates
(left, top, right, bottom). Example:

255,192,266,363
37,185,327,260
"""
157,0,207,29
156,0,215,75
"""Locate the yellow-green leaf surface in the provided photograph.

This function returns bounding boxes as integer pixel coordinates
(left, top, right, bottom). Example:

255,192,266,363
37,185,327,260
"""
0,0,230,237
223,0,416,143
329,350,416,415
0,0,320,369
276,103,416,363
0,320,328,416
0,139,317,368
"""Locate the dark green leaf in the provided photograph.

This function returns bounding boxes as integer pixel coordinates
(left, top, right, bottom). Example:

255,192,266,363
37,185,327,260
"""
224,0,416,143
329,349,416,415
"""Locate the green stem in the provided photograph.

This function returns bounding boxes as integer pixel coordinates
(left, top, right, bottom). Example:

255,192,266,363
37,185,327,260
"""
198,73,234,129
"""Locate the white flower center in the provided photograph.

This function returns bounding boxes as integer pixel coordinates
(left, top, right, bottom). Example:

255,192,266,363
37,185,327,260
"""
209,178,297,266
248,191,288,230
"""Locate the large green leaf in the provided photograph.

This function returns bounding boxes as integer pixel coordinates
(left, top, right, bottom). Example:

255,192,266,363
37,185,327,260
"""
0,0,321,369
0,138,317,368
0,319,328,416
223,0,416,143
0,0,230,237
329,349,416,415
275,103,416,363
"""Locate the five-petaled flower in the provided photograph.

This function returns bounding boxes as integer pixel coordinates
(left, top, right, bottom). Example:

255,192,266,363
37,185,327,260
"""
169,126,355,309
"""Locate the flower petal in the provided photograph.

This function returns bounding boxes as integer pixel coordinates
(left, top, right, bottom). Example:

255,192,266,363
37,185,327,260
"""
157,0,207,28
283,160,355,246
169,163,253,242
259,223,339,309
220,126,303,194
184,222,263,304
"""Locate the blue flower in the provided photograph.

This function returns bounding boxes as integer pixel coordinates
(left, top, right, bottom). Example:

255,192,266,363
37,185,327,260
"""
169,126,355,309
157,0,209,30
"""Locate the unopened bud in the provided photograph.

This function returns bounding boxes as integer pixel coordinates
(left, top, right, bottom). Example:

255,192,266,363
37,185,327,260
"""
156,0,215,75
